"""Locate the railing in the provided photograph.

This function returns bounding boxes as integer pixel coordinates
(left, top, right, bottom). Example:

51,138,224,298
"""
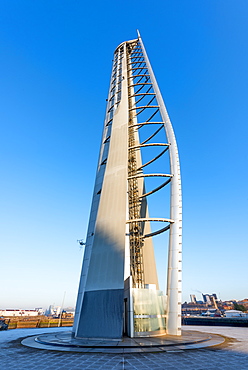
5,317,74,329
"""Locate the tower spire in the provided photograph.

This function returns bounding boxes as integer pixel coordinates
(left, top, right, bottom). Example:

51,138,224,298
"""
73,34,182,339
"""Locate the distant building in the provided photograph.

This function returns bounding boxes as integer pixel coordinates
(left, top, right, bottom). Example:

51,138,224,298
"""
183,295,248,317
0,309,39,317
35,307,44,315
237,299,248,310
190,294,197,304
225,310,248,318
182,293,222,316
182,301,209,316
202,293,218,306
45,305,61,317
63,307,75,317
202,294,211,304
221,301,234,310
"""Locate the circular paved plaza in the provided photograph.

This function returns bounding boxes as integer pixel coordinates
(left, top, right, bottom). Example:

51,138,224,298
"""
1,326,248,369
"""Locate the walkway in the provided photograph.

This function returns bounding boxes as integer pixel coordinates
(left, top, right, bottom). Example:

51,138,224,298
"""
0,326,248,369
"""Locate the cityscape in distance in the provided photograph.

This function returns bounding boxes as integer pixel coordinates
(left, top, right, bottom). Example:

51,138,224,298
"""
1,293,248,320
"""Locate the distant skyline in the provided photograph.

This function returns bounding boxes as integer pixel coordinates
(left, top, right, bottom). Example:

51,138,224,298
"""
0,1,248,309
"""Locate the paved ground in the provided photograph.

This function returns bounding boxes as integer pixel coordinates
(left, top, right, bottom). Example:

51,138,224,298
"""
1,326,248,369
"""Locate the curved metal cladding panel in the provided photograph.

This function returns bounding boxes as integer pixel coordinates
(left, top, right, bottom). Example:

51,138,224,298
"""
75,44,129,339
73,51,122,336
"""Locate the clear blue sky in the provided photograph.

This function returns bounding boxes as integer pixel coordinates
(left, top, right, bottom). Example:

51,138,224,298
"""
0,0,247,309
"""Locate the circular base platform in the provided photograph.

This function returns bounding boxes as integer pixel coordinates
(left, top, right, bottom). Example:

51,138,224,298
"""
21,330,226,353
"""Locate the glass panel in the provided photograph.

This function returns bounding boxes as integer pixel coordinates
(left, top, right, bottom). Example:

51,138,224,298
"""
133,287,166,333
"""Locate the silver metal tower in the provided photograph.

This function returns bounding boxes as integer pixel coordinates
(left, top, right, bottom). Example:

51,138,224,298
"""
73,32,182,339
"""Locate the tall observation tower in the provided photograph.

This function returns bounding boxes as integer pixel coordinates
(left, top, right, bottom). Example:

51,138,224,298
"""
73,32,182,339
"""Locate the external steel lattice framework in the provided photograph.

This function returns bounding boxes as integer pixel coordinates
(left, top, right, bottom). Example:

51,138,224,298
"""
73,32,182,339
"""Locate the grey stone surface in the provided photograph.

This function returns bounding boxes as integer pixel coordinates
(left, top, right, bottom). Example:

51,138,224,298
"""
21,328,224,353
0,326,248,369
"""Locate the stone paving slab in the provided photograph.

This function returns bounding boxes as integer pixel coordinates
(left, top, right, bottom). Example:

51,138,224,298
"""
1,326,248,369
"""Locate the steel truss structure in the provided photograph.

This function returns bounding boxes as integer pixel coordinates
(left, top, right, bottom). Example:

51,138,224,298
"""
73,32,182,339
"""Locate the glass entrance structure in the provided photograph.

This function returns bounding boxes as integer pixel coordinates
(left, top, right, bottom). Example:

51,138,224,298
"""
73,32,182,339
